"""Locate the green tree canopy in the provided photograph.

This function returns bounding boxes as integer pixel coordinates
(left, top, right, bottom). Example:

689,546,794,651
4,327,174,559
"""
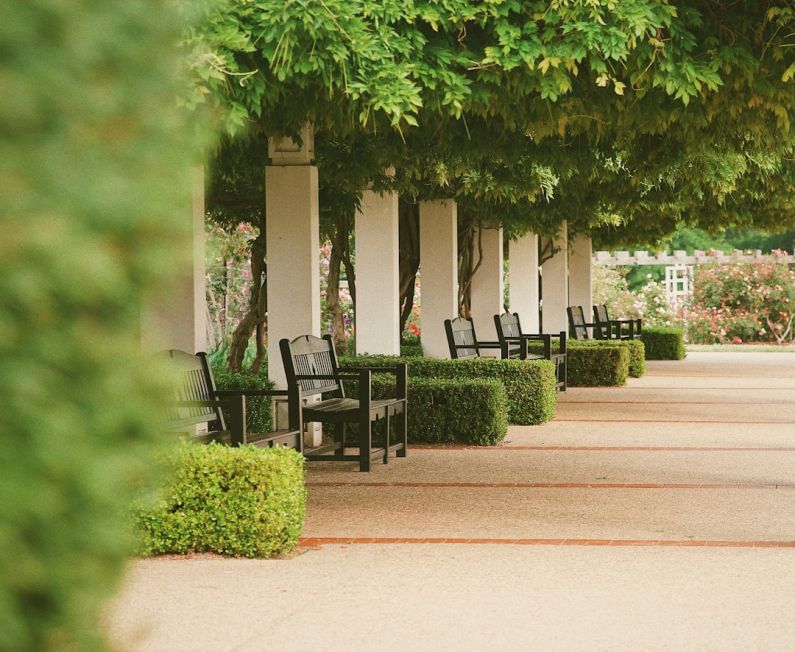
196,1,795,247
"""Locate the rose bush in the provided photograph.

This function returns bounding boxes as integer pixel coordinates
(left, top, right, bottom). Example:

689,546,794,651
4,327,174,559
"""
685,260,795,344
592,266,681,328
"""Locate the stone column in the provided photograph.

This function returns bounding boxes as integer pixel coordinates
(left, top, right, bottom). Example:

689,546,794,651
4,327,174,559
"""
355,190,400,355
141,167,206,353
469,226,503,348
568,233,593,313
540,221,568,333
508,231,540,333
265,127,320,388
265,127,322,446
419,200,458,358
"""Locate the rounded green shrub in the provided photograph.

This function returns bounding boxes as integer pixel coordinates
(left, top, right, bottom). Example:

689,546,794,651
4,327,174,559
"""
641,327,686,360
136,445,306,558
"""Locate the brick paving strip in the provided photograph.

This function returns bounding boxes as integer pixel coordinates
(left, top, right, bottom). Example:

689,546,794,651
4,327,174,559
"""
410,445,795,451
560,400,792,405
307,481,795,489
298,537,795,549
556,418,795,424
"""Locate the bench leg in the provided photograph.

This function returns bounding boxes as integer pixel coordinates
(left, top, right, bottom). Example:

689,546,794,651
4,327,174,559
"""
359,415,371,472
383,414,390,464
397,406,407,458
334,423,346,459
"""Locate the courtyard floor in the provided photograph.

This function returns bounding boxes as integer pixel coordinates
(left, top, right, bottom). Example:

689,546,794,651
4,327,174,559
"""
108,352,795,651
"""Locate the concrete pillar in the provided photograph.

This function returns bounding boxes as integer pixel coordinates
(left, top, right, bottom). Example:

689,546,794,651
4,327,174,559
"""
355,190,400,355
265,127,322,446
419,200,458,358
141,167,206,353
265,126,321,387
568,233,593,312
540,221,568,333
469,226,503,347
508,231,540,333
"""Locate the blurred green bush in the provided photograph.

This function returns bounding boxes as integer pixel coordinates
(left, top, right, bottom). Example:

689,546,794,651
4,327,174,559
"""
0,1,206,649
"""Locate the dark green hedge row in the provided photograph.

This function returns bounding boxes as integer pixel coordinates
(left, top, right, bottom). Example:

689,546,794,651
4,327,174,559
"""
566,345,629,387
212,365,274,433
572,340,646,378
524,340,636,385
399,343,424,358
371,377,508,445
341,355,557,425
136,444,306,558
641,327,686,360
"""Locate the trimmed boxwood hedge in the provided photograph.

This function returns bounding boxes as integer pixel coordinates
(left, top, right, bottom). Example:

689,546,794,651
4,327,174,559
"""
524,340,635,385
212,366,274,433
566,344,629,387
641,327,686,360
572,340,646,378
341,355,557,425
372,377,508,445
135,444,305,558
399,343,424,358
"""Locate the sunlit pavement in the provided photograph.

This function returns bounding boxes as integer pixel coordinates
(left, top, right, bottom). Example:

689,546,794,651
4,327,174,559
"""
108,352,795,651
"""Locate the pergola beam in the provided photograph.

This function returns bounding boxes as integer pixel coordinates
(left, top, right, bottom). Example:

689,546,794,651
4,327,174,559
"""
593,249,795,265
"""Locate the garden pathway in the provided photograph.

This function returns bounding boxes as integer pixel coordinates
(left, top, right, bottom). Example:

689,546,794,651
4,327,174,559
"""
108,352,795,651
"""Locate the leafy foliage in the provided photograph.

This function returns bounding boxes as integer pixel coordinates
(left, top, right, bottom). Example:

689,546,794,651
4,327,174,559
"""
0,0,205,649
135,444,305,558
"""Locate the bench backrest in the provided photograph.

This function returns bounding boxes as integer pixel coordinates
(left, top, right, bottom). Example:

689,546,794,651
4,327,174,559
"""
494,312,524,359
592,304,612,339
163,349,226,432
444,317,480,359
567,306,590,340
280,334,343,398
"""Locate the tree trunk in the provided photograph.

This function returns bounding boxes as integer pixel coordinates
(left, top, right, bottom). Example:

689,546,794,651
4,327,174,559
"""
326,211,354,353
458,221,483,318
399,202,420,339
326,236,346,351
227,224,266,371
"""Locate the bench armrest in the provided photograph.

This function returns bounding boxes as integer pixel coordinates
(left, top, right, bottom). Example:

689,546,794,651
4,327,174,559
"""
339,364,408,401
172,399,232,408
215,388,291,398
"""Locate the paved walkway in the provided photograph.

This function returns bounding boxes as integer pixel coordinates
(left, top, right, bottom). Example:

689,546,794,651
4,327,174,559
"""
107,352,795,651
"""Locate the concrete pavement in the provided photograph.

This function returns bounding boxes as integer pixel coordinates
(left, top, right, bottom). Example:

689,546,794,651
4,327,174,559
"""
107,352,795,651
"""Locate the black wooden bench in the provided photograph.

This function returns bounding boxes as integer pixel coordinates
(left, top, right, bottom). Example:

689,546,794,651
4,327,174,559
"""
567,305,605,341
444,316,504,359
593,304,641,340
164,349,303,450
493,312,567,391
279,334,407,472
